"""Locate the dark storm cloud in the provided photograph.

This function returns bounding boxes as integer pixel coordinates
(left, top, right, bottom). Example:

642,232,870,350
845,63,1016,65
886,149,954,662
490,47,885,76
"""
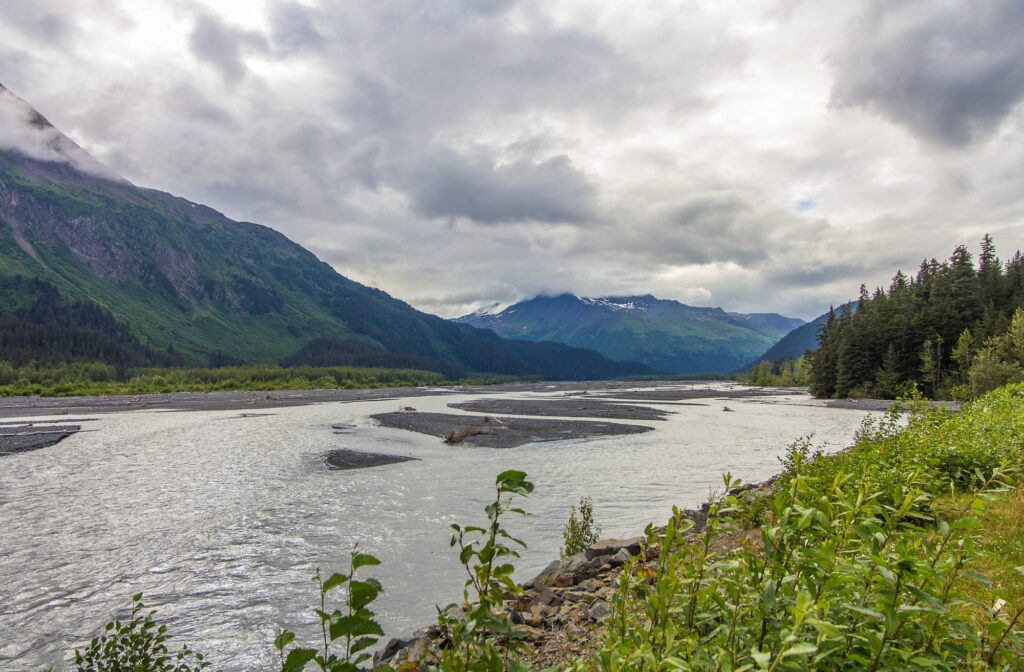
830,0,1024,147
188,13,269,82
402,149,596,224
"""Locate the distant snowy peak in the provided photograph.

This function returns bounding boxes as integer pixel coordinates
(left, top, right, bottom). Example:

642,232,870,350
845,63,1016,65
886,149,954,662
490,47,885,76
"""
580,295,657,311
463,302,504,319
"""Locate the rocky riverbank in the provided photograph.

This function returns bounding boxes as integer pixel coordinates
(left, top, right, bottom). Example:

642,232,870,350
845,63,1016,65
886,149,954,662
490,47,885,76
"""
374,482,768,670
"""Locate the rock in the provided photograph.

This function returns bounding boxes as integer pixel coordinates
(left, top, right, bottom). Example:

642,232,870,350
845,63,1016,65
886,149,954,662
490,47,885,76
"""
585,537,642,560
562,590,596,604
576,578,604,593
374,632,433,669
589,600,613,622
610,548,633,566
530,603,559,620
528,589,563,608
515,624,546,642
530,555,590,588
375,638,411,666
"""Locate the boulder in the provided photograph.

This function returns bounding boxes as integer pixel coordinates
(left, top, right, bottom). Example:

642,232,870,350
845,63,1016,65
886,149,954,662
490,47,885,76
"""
585,537,642,560
589,600,613,622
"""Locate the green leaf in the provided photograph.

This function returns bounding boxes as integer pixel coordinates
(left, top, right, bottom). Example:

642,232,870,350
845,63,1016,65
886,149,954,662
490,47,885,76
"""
274,630,295,652
349,579,382,611
329,615,385,641
321,572,349,594
782,642,818,658
351,553,381,570
282,647,318,672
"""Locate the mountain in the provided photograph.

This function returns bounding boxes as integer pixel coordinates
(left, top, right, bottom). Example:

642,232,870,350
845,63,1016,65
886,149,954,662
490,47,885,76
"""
0,84,651,380
455,293,804,374
749,301,858,365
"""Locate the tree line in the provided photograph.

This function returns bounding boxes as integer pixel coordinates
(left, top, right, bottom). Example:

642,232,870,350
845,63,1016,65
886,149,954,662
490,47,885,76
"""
809,235,1024,399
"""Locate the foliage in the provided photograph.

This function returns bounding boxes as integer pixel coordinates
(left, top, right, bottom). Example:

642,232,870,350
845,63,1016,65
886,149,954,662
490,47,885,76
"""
274,549,391,672
562,496,602,558
748,355,812,388
434,470,535,672
0,362,445,397
810,235,1024,399
576,384,1024,671
967,309,1024,397
73,594,211,672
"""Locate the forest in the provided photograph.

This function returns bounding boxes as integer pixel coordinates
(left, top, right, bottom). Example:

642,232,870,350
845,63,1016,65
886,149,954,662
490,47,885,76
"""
807,235,1024,399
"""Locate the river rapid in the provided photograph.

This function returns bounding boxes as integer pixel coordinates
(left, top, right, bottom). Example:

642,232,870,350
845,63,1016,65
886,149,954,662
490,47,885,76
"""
0,383,876,670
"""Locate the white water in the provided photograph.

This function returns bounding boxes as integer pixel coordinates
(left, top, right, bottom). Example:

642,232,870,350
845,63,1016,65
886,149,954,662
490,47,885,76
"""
0,384,873,670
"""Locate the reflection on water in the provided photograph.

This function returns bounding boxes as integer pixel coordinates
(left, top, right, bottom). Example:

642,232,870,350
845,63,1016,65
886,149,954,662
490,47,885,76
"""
0,384,874,670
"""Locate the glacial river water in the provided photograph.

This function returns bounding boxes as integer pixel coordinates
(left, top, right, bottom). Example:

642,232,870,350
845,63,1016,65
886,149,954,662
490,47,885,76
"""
0,384,876,670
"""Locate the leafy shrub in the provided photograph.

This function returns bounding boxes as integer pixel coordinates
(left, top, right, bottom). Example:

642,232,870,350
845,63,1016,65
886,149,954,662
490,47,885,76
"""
576,384,1024,671
73,594,211,672
434,470,535,672
562,496,602,558
274,549,389,672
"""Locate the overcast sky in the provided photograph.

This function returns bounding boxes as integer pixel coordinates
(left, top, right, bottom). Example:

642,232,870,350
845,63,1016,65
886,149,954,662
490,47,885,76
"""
2,0,1023,319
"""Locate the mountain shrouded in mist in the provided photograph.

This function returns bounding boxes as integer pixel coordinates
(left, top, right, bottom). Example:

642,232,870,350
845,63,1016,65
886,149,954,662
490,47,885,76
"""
0,84,650,380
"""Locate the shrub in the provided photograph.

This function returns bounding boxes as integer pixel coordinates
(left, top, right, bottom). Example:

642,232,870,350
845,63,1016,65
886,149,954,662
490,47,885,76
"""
73,594,211,672
562,496,602,558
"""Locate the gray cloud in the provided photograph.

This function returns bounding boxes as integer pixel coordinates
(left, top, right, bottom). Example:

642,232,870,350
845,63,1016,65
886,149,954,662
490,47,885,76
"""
189,13,269,82
401,149,596,224
830,0,1024,147
1,0,1023,321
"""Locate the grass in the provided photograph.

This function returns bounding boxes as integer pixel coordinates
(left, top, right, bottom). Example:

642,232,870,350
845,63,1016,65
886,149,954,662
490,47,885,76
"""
964,487,1024,612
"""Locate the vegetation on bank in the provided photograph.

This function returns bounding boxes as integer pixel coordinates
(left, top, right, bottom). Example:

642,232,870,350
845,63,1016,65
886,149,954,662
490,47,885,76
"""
0,362,445,397
583,384,1024,670
64,384,1024,670
807,236,1024,400
747,354,812,388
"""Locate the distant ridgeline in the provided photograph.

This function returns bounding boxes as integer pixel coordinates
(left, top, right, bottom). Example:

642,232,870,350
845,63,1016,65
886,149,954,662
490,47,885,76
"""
456,293,804,375
809,235,1024,399
0,84,652,382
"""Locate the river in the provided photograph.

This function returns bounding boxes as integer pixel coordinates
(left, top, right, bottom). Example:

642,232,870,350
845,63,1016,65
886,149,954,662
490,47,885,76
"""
0,383,876,670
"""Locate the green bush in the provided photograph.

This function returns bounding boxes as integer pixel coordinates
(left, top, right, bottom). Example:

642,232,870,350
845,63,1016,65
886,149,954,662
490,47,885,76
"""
562,496,602,559
73,594,210,672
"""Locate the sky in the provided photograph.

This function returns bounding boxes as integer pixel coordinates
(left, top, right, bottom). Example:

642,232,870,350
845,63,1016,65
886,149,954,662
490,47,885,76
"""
1,0,1023,320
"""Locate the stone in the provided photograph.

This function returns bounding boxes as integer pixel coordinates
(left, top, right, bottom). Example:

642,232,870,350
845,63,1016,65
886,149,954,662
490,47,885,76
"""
585,537,643,560
610,547,633,566
375,637,411,666
529,589,564,608
589,600,613,622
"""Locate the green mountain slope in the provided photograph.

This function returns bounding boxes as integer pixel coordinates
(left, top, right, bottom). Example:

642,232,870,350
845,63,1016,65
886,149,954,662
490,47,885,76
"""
0,84,650,380
456,294,803,374
748,301,858,367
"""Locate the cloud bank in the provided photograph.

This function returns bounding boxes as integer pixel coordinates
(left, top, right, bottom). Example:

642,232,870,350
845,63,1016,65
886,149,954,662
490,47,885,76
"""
0,0,1022,319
